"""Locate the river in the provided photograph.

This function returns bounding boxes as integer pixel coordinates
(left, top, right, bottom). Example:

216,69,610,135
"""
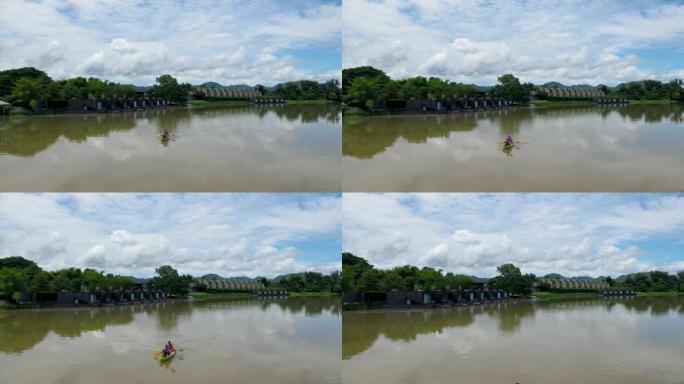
343,296,684,384
343,104,684,191
0,297,341,384
0,104,341,192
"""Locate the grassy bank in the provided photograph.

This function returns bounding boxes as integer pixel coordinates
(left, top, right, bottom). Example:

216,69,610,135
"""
532,291,683,301
189,292,252,301
530,100,595,108
634,291,684,297
189,291,337,301
531,99,678,108
189,99,335,109
532,291,600,301
287,291,339,297
188,100,252,109
626,99,677,105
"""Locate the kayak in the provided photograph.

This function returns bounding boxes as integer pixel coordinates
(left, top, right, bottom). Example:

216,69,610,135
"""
159,349,176,362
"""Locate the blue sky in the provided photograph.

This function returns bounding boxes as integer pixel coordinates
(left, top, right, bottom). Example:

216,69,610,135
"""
0,193,341,278
342,193,684,277
343,0,684,85
0,0,341,85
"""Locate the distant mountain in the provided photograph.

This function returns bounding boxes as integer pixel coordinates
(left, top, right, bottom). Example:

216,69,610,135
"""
199,274,256,282
272,272,306,282
470,276,490,284
542,273,606,280
543,273,565,279
538,82,597,90
541,81,565,88
196,82,255,91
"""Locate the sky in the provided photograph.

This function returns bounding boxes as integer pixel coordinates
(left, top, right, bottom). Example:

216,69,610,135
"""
343,0,684,85
342,193,684,278
0,193,341,278
0,0,341,86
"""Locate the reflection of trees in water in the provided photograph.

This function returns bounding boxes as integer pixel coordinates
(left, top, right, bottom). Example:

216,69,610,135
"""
343,114,478,159
0,114,137,156
0,305,135,354
0,297,339,354
343,296,684,358
343,307,477,359
343,104,684,159
0,104,339,157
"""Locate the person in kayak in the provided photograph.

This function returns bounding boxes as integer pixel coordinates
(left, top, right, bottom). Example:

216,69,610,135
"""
504,135,514,146
161,341,174,357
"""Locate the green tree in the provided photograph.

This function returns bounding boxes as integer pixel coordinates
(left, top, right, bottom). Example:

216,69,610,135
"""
150,75,191,104
147,265,190,295
11,77,48,109
443,273,473,290
0,67,50,97
50,272,73,292
342,66,389,90
29,271,52,293
489,263,536,295
489,74,533,104
0,268,28,302
347,77,378,112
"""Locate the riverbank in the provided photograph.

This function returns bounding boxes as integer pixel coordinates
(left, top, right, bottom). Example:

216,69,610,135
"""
189,291,338,301
188,99,335,109
531,99,679,108
532,291,683,301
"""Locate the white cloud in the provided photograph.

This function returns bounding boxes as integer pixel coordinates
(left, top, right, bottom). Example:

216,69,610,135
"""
342,193,684,277
343,0,684,85
0,193,341,278
0,0,341,85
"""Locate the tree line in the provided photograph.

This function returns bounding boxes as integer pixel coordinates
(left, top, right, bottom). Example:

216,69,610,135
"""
342,253,537,295
342,66,536,111
342,66,684,111
620,271,684,292
0,256,193,303
255,79,341,101
0,67,193,110
605,79,684,101
342,253,684,296
261,271,341,292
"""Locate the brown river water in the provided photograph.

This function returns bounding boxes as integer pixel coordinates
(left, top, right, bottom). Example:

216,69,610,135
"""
0,104,341,192
342,296,684,384
0,297,341,384
343,104,684,192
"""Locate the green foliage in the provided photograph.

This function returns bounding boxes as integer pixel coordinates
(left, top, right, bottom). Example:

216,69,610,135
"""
342,66,389,90
150,74,192,104
613,79,684,101
489,74,534,104
621,271,681,292
0,256,136,302
0,67,50,98
341,66,478,109
488,263,536,296
146,265,193,295
11,77,48,110
270,271,341,293
266,79,341,101
0,268,28,300
342,253,475,292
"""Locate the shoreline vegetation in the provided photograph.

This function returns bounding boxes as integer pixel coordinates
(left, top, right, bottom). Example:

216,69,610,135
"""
0,256,341,310
342,253,684,310
341,65,684,116
0,66,341,116
189,291,338,301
